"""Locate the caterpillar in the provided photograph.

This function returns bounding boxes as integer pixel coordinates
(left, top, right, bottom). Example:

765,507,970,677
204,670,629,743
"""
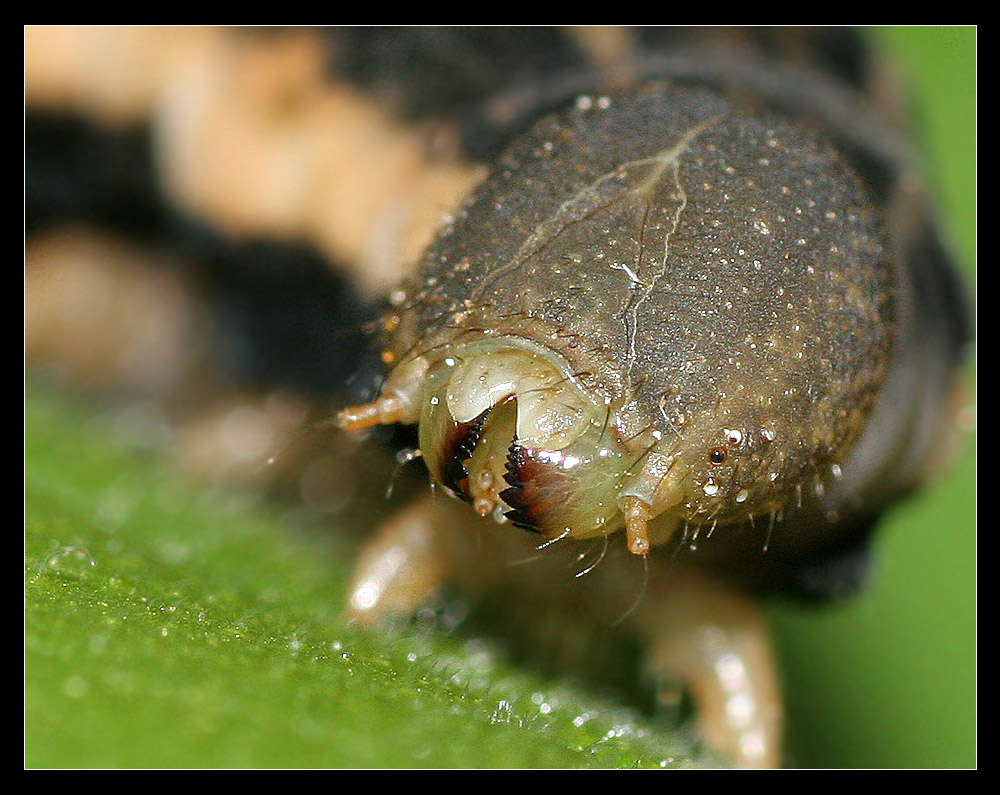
25,26,974,768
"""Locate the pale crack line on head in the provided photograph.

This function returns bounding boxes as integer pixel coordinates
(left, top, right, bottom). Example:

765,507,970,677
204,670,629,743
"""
621,115,722,389
474,115,717,302
473,161,645,302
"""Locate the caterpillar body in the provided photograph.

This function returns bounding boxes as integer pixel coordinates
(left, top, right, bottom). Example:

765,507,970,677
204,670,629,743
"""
25,27,973,768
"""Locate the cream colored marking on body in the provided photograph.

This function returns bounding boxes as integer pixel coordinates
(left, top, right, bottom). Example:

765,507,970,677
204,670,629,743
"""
25,26,216,125
26,26,485,298
565,26,637,71
157,32,485,297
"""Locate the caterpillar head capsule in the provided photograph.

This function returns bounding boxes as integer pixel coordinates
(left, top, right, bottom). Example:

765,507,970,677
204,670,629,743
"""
339,81,895,560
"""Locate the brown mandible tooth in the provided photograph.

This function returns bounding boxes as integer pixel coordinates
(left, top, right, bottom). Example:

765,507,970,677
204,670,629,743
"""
438,407,492,502
499,441,543,532
500,441,579,535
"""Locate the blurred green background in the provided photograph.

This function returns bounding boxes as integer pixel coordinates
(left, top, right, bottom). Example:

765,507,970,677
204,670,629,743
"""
25,26,975,768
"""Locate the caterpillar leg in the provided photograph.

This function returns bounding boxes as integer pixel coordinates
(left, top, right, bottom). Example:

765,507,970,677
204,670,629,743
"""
346,492,445,625
631,569,783,768
346,491,496,626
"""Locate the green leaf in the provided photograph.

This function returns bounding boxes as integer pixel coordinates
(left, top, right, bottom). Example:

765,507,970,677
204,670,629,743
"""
25,389,700,769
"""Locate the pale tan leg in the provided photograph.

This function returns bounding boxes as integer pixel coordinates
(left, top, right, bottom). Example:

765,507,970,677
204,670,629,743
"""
345,490,498,627
630,568,783,768
345,491,452,626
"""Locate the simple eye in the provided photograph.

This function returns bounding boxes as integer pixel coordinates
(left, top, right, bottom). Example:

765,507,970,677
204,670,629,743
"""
709,447,727,465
